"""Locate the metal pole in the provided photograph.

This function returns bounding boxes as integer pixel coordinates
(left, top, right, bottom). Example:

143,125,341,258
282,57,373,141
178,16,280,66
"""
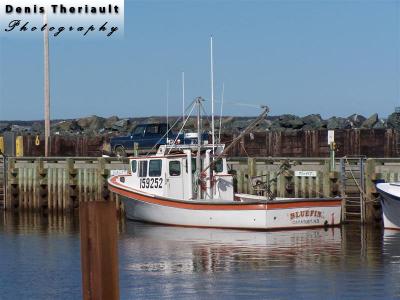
196,97,202,200
44,12,51,157
360,158,365,223
182,71,185,121
339,158,346,222
218,82,224,143
166,80,169,141
210,36,215,148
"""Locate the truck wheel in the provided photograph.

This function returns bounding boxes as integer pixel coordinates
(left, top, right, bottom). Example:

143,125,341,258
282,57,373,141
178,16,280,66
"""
115,146,127,157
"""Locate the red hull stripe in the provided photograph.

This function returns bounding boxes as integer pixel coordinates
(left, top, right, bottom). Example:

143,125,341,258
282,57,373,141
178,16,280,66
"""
109,185,266,210
109,177,342,211
267,201,341,210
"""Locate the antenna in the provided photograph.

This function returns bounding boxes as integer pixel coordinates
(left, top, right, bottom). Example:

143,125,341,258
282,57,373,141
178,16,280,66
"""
182,71,185,121
218,82,225,143
166,80,169,139
210,35,215,148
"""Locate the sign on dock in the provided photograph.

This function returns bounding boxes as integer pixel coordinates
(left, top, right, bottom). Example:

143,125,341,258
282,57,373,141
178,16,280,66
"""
295,171,317,177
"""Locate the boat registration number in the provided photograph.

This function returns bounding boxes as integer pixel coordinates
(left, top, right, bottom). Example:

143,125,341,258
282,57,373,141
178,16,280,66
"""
140,178,163,189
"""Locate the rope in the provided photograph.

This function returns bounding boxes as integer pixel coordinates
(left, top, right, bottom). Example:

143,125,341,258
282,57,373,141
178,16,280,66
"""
166,103,197,154
145,99,197,156
240,141,250,158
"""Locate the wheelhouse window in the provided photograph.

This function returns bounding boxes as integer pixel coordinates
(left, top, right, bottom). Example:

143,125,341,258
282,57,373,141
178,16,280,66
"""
214,159,223,173
131,160,137,173
138,161,148,177
169,161,181,176
149,160,162,177
185,158,201,174
192,158,197,174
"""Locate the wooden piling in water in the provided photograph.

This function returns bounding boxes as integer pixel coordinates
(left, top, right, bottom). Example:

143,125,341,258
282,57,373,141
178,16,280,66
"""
79,201,119,300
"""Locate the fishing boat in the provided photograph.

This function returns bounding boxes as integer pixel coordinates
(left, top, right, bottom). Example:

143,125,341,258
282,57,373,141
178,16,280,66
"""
108,99,342,230
376,182,400,229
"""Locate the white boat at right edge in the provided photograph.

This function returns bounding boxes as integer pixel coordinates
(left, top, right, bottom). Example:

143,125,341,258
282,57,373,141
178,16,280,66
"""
376,182,400,229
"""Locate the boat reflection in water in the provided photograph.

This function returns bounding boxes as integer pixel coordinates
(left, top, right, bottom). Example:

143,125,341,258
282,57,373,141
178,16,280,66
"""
3,213,398,299
384,229,400,264
120,221,343,274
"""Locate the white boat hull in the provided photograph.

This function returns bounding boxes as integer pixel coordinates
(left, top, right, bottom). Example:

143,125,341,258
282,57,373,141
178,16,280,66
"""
120,195,341,230
108,174,342,230
377,183,400,230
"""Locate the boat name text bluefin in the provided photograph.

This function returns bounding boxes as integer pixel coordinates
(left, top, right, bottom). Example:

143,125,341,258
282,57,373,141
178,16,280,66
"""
290,210,323,220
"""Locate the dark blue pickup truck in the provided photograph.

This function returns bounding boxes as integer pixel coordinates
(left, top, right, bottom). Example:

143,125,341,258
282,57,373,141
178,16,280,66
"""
110,123,206,156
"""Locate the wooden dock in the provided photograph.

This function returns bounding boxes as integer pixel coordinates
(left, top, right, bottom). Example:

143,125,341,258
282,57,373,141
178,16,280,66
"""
1,155,399,223
0,155,5,209
4,157,129,213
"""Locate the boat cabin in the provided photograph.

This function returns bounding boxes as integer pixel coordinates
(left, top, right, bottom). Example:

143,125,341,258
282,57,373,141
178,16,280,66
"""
123,144,234,200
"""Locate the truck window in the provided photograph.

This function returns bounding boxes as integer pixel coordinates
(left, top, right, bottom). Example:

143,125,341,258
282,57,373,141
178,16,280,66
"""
146,125,158,135
159,124,168,135
149,159,162,177
131,160,137,173
169,161,181,176
138,161,148,177
133,125,146,135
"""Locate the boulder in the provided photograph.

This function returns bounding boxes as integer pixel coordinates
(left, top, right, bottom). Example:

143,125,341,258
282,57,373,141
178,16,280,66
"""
112,119,129,131
387,113,400,130
31,122,44,133
347,114,366,128
54,120,82,132
77,115,105,132
373,119,386,129
327,117,352,130
271,114,305,130
361,113,378,128
301,114,326,130
104,116,119,129
0,123,11,133
11,124,32,132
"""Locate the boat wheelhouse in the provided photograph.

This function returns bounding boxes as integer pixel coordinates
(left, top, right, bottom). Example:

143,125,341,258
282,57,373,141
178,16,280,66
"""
118,144,233,201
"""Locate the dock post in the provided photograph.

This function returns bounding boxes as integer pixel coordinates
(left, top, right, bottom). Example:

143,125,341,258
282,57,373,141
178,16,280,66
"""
365,159,378,223
247,158,256,194
6,158,18,210
80,201,119,300
66,158,77,212
97,157,109,201
323,160,332,198
37,158,48,211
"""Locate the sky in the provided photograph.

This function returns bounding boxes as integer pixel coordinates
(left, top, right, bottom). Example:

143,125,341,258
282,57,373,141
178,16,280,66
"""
0,0,399,120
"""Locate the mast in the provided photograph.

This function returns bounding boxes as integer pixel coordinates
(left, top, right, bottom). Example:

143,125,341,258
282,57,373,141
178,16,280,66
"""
44,12,51,156
218,82,224,143
166,80,169,140
210,36,215,148
196,97,202,200
182,71,185,121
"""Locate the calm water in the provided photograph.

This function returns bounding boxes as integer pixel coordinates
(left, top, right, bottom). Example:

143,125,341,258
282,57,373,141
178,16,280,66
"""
1,213,400,299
